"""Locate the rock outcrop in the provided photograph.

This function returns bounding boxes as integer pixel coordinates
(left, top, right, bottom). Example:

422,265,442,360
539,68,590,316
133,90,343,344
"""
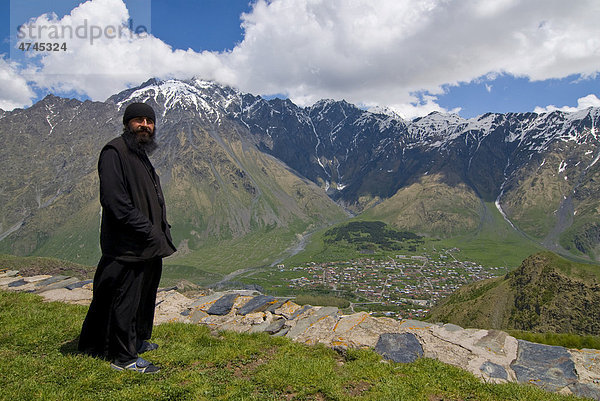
2,268,599,400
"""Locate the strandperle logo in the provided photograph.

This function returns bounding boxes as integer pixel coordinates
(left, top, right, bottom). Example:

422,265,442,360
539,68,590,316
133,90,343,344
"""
17,18,149,46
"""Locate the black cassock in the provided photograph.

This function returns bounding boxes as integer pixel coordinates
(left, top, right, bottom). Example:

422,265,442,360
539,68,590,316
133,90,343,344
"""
78,256,161,364
78,135,175,364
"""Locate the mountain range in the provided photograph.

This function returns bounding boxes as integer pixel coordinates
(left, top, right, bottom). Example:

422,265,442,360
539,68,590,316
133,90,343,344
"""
1,78,600,275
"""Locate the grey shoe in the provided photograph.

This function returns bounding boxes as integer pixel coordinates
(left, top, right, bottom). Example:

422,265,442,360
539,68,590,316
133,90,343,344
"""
110,357,160,373
137,341,159,354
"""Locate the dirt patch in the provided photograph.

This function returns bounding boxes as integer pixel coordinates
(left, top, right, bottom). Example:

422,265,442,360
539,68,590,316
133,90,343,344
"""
227,347,278,379
345,380,372,396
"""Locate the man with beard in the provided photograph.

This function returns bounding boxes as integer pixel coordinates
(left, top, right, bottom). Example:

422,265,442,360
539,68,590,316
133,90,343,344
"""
78,102,176,373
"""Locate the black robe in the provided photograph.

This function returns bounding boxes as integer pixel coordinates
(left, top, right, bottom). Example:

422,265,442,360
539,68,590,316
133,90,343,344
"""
98,136,176,261
78,135,176,363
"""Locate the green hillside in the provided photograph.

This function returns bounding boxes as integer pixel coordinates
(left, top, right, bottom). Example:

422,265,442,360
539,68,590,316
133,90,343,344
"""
357,174,545,267
433,201,546,268
427,252,600,334
360,173,483,237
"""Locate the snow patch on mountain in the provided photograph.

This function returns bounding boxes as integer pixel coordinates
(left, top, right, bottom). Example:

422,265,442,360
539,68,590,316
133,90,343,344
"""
558,161,567,174
115,78,242,122
367,105,404,120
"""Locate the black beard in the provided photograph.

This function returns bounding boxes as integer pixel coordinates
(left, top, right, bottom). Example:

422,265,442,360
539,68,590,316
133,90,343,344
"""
122,126,158,155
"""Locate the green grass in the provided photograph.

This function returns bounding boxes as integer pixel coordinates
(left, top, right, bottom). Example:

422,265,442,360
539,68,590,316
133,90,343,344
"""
508,330,600,350
428,202,546,268
535,251,600,282
0,290,586,401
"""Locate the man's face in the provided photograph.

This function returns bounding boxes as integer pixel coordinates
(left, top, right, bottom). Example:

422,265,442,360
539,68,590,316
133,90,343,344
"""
128,117,155,143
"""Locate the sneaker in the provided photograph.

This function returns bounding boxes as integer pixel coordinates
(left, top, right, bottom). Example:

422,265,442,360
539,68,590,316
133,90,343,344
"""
110,357,160,373
137,341,159,354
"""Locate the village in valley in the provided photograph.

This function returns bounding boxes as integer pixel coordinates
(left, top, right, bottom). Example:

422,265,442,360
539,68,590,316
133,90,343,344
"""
267,249,508,319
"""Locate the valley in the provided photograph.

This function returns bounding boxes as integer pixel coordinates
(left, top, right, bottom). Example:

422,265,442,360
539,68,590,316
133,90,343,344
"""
1,78,600,300
237,250,508,319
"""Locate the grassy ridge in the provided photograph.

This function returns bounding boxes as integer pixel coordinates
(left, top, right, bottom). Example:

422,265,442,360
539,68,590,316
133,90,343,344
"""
0,290,586,401
427,252,600,335
0,253,94,278
508,330,600,350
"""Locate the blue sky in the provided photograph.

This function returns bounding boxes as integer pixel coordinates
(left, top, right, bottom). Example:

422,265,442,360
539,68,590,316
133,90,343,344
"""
1,0,599,119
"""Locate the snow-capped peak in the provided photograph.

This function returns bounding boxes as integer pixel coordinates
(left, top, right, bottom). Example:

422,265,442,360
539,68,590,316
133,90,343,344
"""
367,106,404,121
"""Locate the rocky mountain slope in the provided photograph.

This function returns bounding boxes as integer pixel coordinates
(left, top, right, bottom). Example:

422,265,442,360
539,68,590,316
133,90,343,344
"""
1,77,600,267
0,80,347,270
239,95,600,259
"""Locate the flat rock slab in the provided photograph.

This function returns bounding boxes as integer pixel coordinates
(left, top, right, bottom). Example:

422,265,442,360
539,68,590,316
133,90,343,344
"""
39,288,92,305
6,282,39,292
264,317,286,334
7,279,27,288
34,275,70,288
510,340,578,391
332,312,401,348
265,298,290,313
293,315,339,345
189,292,227,311
3,275,54,292
65,279,93,290
375,332,424,363
37,277,81,292
190,309,209,324
441,323,464,332
480,361,509,380
24,275,53,283
154,290,194,325
474,330,510,354
570,348,600,385
237,295,277,315
274,301,302,319
399,319,434,331
0,276,23,286
289,304,312,320
207,293,239,315
233,295,254,310
286,306,339,340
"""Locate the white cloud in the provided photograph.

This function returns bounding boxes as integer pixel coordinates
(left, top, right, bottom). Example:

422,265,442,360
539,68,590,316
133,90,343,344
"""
0,57,36,110
370,95,462,121
534,94,600,114
13,0,232,101
3,0,600,117
229,0,600,113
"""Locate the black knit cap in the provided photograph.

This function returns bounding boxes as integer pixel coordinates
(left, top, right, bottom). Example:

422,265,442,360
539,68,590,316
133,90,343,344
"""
122,102,156,126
